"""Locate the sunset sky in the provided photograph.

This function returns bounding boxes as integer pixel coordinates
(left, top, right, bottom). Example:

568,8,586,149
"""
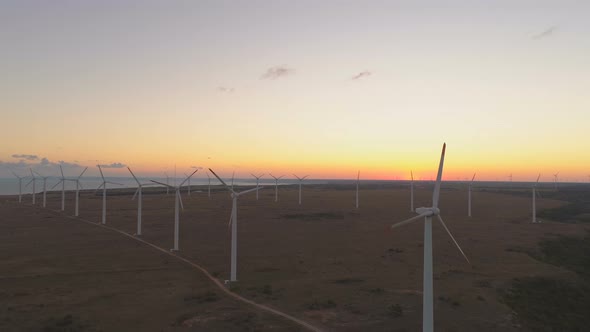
1,1,589,181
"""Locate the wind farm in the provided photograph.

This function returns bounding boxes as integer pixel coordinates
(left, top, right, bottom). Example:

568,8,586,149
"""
2,1,590,331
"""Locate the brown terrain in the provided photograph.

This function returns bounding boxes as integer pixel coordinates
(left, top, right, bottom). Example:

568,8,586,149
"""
1,183,587,331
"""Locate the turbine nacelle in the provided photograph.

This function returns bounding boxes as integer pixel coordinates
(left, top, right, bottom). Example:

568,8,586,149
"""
415,207,440,216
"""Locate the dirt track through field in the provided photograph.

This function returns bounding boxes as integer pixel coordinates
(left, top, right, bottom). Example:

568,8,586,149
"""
41,205,325,332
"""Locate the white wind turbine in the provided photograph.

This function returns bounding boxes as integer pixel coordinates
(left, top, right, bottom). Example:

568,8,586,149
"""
128,167,156,236
50,165,68,211
250,173,265,200
390,143,470,332
209,168,262,282
25,169,37,205
11,171,25,203
293,174,308,205
410,171,414,212
532,174,541,223
33,171,50,208
151,169,198,251
97,165,123,225
269,174,284,202
356,170,360,209
553,172,559,190
468,173,476,217
206,171,212,198
71,167,88,217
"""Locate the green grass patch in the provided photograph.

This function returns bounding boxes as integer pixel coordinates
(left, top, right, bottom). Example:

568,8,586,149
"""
531,233,590,276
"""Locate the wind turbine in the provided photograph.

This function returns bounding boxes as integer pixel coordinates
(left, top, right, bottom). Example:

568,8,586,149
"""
390,143,470,332
553,172,559,190
50,166,67,211
269,174,284,202
293,174,308,205
206,171,212,198
33,171,50,208
184,173,191,196
231,171,235,190
468,173,476,217
151,169,198,251
11,171,25,203
250,173,265,200
128,167,156,236
97,165,123,225
410,171,414,212
71,167,88,217
356,170,360,209
508,173,513,188
25,169,37,205
532,174,541,223
209,168,262,282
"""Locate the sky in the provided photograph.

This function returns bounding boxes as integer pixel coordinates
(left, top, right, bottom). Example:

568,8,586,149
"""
1,0,589,182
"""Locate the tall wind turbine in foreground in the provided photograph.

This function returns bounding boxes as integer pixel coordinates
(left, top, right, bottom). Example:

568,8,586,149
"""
11,172,25,203
151,169,198,251
128,167,155,236
468,173,476,217
356,171,360,209
34,171,50,208
269,174,284,202
390,143,470,332
293,174,308,205
532,174,541,223
209,168,262,282
72,167,88,217
410,171,414,212
97,165,123,225
250,173,265,200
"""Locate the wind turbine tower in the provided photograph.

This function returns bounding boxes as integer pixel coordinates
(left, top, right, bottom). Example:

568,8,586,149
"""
250,173,265,200
97,165,123,224
293,174,308,205
390,143,470,332
532,174,541,223
468,173,476,217
209,168,262,282
269,174,284,202
356,171,360,209
11,172,25,203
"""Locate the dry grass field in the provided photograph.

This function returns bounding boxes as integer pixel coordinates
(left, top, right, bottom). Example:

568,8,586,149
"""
1,183,589,331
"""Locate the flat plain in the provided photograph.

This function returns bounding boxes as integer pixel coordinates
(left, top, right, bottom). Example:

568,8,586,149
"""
1,183,588,331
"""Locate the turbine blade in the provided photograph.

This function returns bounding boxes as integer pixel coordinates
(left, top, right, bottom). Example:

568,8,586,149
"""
228,203,235,228
436,215,470,264
180,169,198,186
78,181,84,190
97,165,105,180
132,187,139,200
536,174,541,183
471,173,476,182
60,165,64,178
128,167,140,185
50,180,63,190
293,174,299,180
208,168,234,193
258,173,265,178
236,186,264,196
303,175,309,180
178,190,184,211
411,170,414,181
432,143,446,209
78,167,88,178
390,213,429,230
150,180,175,189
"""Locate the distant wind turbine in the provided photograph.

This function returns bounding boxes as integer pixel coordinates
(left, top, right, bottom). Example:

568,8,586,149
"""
33,171,50,208
151,169,198,251
206,171,212,198
390,143,470,332
553,172,559,190
356,171,360,209
468,173,476,217
410,171,414,212
97,165,123,225
532,174,542,223
250,173,265,200
269,174,284,202
209,168,262,282
128,167,156,236
25,169,37,205
11,171,25,203
293,174,308,205
50,166,67,211
72,167,88,217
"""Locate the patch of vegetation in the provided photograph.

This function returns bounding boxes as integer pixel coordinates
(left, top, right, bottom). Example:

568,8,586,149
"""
281,212,344,221
306,299,337,310
42,314,90,332
438,296,460,307
388,304,404,317
531,233,590,276
538,202,590,223
502,277,590,331
184,291,219,303
331,277,364,284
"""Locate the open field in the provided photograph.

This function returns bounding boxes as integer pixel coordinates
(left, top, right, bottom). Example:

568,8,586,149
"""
2,184,589,331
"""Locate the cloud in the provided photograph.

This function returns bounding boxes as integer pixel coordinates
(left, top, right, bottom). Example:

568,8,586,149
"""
217,86,235,93
0,157,83,171
99,162,126,169
260,65,294,80
532,26,557,39
12,154,38,160
58,160,82,168
351,71,372,81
